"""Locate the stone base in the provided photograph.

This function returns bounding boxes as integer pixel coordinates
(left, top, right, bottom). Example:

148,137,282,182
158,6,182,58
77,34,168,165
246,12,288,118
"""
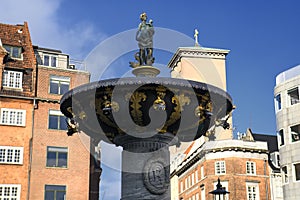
132,66,160,77
116,133,174,200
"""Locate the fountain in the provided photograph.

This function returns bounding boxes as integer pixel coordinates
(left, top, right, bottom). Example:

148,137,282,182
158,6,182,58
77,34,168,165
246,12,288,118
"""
60,13,233,200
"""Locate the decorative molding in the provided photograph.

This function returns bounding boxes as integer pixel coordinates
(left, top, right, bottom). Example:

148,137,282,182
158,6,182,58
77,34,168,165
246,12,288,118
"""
168,47,230,70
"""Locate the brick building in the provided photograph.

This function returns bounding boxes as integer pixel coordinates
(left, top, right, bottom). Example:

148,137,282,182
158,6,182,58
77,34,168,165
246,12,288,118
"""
171,139,271,200
0,22,37,200
29,46,94,199
0,22,100,200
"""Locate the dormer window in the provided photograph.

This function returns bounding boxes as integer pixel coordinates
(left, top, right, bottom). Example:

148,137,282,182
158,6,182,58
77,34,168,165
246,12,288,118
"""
43,54,57,67
2,70,23,90
3,45,22,59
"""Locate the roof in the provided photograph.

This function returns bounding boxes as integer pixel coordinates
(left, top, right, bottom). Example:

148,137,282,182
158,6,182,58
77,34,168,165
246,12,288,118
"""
251,133,278,153
33,45,63,53
276,64,300,85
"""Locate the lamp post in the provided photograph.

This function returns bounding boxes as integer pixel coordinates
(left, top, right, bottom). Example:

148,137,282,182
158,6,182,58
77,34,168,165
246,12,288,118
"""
209,178,230,200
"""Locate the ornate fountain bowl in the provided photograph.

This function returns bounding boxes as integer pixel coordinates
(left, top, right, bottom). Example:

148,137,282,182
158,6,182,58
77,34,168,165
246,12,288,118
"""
60,77,233,145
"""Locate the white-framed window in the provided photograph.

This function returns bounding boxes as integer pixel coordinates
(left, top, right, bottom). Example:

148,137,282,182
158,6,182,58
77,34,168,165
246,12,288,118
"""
0,146,23,165
46,146,68,168
49,75,70,95
2,70,23,89
215,161,226,175
0,108,26,126
200,186,205,200
43,54,57,67
180,181,183,193
3,45,22,59
200,166,204,179
195,193,199,200
191,173,195,185
48,110,67,130
282,166,288,184
185,178,188,190
277,129,285,146
246,161,256,175
290,124,300,142
274,94,282,112
270,152,280,168
293,163,300,181
287,87,299,106
0,184,21,200
195,170,198,182
246,182,259,200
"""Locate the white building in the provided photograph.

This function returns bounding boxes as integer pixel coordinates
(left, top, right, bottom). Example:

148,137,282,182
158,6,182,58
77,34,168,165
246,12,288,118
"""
274,64,300,200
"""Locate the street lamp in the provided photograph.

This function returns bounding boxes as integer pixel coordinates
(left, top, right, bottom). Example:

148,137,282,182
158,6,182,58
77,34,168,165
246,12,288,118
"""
209,178,230,200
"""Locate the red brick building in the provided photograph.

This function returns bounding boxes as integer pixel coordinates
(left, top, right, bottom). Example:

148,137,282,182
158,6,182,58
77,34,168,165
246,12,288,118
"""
0,22,100,200
171,139,271,200
0,22,37,200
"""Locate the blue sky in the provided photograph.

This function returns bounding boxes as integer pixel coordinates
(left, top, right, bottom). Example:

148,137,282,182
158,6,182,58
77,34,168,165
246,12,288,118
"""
2,0,299,135
2,0,300,199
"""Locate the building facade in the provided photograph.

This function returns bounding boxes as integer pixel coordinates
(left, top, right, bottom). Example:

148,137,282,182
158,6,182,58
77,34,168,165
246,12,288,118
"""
0,22,37,200
171,139,271,200
168,44,235,200
0,22,100,200
274,65,300,200
29,46,93,199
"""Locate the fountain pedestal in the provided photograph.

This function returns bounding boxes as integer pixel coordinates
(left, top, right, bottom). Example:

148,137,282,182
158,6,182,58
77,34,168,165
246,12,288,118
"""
115,133,174,199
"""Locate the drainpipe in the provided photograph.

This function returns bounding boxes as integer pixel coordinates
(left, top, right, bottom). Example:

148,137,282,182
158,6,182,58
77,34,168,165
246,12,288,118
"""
264,159,269,200
27,98,36,200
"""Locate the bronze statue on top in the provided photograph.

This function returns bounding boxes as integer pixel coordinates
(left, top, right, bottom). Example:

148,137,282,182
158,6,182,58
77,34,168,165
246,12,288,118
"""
130,12,155,68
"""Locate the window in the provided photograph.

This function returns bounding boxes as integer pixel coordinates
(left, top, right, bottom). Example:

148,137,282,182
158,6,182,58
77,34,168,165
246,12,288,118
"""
200,187,205,200
49,75,70,95
270,152,280,168
0,184,21,200
282,166,288,184
215,161,226,175
246,183,259,200
45,185,66,200
291,124,300,142
288,87,299,105
293,163,300,181
200,166,204,179
191,173,194,185
2,70,23,89
277,129,284,146
0,146,23,165
274,94,281,112
43,55,57,67
195,170,198,182
48,110,67,130
185,178,188,190
246,161,256,175
0,108,26,126
180,181,183,193
46,146,68,168
3,45,22,59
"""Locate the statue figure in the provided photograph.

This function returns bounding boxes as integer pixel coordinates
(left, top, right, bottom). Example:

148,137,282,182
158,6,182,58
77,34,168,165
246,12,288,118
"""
130,12,155,68
194,29,199,46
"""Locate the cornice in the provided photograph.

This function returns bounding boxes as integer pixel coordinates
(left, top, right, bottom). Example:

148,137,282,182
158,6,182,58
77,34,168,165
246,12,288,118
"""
175,144,268,176
168,47,230,70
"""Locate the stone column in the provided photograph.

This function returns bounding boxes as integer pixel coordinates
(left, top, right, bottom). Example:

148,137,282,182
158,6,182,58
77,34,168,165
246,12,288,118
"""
115,133,175,200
